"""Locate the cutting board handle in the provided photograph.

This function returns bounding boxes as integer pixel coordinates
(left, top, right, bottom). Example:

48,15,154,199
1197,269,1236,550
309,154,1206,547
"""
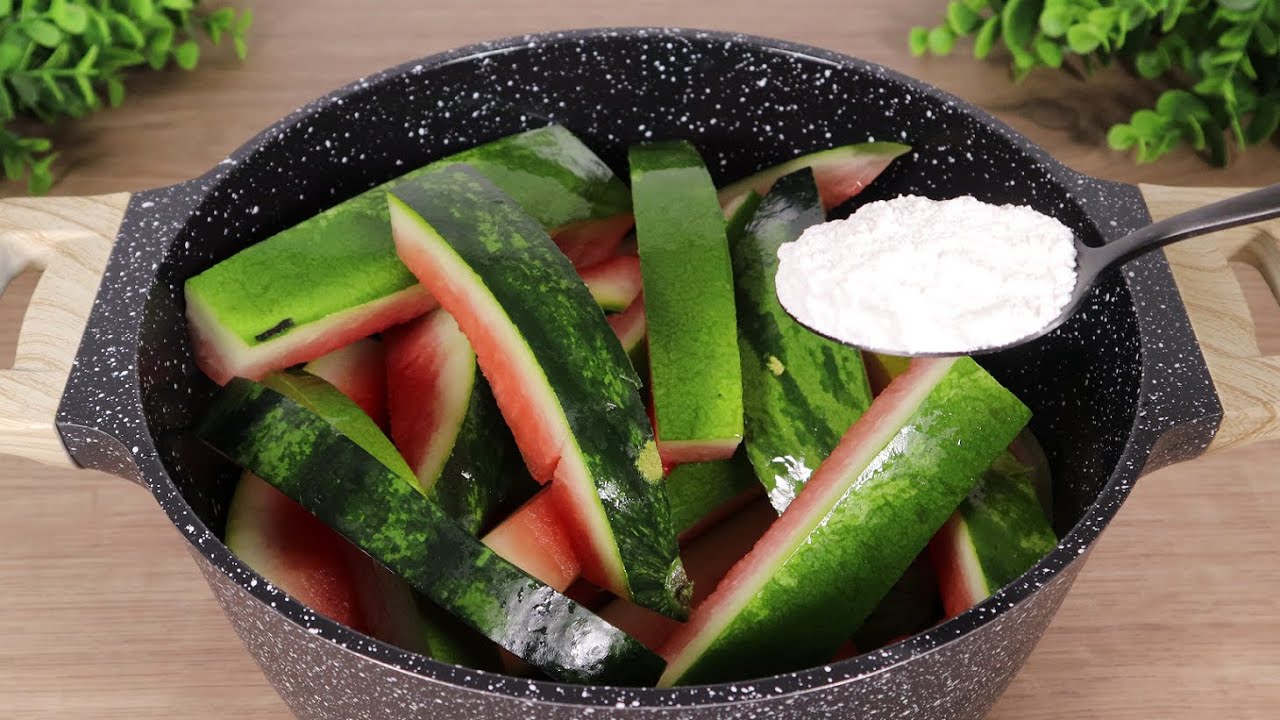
0,193,130,467
1142,183,1280,454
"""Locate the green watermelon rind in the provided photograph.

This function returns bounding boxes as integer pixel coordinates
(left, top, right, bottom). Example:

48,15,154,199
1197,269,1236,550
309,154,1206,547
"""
959,453,1058,595
630,141,744,461
660,357,1031,686
387,165,689,620
198,375,665,686
729,168,874,514
185,125,631,368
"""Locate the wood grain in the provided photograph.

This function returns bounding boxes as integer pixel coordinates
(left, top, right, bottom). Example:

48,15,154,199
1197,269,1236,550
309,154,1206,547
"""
0,193,129,467
0,2,1277,718
1150,185,1280,453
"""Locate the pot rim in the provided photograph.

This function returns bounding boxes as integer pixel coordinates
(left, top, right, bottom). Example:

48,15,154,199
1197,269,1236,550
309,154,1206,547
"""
94,25,1198,708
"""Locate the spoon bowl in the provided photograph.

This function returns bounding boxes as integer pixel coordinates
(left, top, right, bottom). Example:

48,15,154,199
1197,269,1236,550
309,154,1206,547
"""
791,182,1280,358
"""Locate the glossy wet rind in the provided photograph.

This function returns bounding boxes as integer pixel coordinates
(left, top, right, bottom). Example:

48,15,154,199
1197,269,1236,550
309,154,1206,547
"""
729,169,874,514
389,165,689,620
185,125,630,352
198,376,665,685
662,357,1030,685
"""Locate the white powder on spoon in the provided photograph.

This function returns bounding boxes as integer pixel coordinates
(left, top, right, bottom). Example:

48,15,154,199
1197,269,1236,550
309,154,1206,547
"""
775,195,1078,355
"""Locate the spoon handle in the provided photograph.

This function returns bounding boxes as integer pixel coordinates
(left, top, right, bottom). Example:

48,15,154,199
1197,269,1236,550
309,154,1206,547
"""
1092,182,1280,268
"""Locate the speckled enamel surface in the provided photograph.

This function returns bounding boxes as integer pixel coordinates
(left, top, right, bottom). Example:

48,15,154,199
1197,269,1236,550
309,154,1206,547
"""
54,27,1221,719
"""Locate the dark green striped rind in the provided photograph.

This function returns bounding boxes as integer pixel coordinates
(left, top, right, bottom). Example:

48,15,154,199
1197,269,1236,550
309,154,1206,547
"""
849,553,940,651
186,125,630,347
197,375,665,685
388,165,688,620
354,558,501,669
433,376,538,536
729,169,873,513
666,453,759,536
673,358,1030,685
630,141,744,450
962,452,1058,593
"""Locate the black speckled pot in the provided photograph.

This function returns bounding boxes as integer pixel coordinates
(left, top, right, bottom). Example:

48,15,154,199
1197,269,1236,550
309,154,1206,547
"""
16,27,1276,719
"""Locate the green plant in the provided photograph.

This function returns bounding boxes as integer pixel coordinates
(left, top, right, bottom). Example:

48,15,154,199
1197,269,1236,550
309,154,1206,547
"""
911,0,1280,165
0,0,251,194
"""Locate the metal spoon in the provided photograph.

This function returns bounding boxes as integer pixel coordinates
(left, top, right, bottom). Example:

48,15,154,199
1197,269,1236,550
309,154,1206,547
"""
793,183,1280,358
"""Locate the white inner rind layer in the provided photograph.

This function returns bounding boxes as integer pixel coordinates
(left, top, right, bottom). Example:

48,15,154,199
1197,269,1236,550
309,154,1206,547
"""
187,281,433,385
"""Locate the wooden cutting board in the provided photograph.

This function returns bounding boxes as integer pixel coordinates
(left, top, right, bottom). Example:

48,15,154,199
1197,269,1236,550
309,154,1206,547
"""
1,2,1277,718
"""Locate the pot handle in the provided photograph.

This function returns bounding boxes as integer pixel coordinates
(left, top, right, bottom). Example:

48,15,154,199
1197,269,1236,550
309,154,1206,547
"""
0,193,130,466
1142,183,1280,454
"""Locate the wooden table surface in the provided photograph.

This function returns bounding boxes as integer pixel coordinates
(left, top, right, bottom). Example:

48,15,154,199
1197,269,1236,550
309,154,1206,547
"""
2,2,1278,718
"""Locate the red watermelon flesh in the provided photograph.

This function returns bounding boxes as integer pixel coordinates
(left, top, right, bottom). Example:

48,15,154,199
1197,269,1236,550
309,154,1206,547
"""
383,309,476,490
481,488,582,592
224,472,369,633
606,297,647,357
716,143,910,215
189,285,434,386
552,213,634,268
475,304,647,593
598,500,777,653
580,254,643,312
302,337,388,429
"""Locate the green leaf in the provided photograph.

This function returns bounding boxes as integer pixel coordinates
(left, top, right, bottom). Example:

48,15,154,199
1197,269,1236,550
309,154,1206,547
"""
9,76,39,106
1256,23,1278,54
146,24,174,69
1230,111,1246,149
1183,114,1207,150
1000,0,1041,51
109,11,146,49
160,0,195,9
234,8,253,34
1034,34,1064,67
76,43,99,71
947,2,983,33
233,33,248,61
106,75,124,107
928,26,957,55
208,7,237,28
1216,0,1258,10
1162,0,1189,32
0,42,22,71
909,26,930,56
974,16,1000,58
41,43,70,69
1107,123,1139,150
0,84,12,120
102,46,146,68
1218,24,1253,49
1066,23,1104,54
49,0,89,34
173,40,198,70
0,0,11,16
1040,6,1072,36
23,19,64,47
1086,7,1119,28
28,153,55,195
130,0,156,20
41,74,65,104
1156,89,1212,121
1130,108,1168,136
74,73,96,107
1135,50,1167,78
1246,99,1280,144
3,151,24,182
1012,48,1037,71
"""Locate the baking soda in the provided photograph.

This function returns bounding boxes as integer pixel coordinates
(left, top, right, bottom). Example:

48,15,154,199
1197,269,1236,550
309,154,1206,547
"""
775,195,1078,354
